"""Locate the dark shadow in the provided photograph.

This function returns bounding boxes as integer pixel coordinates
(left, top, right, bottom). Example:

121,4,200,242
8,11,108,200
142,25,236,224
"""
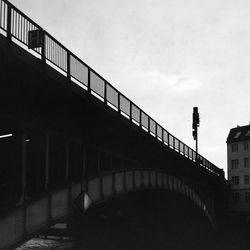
69,190,216,250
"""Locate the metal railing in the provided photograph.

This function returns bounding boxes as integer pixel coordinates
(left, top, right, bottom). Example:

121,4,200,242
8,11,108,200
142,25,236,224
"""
0,0,224,177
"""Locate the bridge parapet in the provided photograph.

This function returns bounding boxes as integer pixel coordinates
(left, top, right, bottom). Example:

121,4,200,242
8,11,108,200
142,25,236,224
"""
0,0,223,178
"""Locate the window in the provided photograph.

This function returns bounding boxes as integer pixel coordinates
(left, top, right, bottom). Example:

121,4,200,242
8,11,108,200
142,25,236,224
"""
231,143,238,152
234,132,241,138
245,175,249,185
246,130,250,137
244,158,249,168
231,159,239,169
232,192,239,202
244,141,249,151
245,192,250,202
232,176,239,185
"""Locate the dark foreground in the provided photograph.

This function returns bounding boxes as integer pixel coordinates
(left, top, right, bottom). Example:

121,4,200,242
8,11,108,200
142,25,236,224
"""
17,190,250,250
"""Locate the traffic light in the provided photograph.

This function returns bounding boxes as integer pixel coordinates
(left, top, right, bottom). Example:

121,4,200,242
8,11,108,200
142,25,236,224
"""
192,107,199,141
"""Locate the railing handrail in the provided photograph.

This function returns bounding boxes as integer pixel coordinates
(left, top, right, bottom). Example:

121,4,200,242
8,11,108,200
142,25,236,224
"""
0,0,224,177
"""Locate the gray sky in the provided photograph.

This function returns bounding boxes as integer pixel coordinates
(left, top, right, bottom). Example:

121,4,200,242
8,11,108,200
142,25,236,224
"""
10,0,250,176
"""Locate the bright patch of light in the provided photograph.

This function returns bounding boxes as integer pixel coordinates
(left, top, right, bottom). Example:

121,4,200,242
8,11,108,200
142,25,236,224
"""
0,134,13,139
84,193,92,212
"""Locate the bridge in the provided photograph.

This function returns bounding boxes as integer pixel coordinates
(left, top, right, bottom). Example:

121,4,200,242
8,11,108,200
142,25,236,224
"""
0,1,227,249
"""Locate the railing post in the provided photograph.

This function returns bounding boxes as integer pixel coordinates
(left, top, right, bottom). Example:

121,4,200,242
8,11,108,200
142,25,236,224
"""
148,118,150,135
67,50,71,83
41,30,46,64
162,128,164,144
6,3,11,43
139,110,142,128
129,102,132,122
87,68,91,94
104,81,107,105
118,92,121,114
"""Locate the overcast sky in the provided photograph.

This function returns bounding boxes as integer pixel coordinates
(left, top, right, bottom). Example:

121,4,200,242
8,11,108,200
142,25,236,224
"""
10,0,250,176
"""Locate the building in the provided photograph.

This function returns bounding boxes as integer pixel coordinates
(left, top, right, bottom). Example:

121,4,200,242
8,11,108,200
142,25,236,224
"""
227,125,250,211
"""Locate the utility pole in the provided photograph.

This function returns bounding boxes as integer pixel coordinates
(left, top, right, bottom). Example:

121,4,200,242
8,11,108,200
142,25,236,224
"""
192,107,200,155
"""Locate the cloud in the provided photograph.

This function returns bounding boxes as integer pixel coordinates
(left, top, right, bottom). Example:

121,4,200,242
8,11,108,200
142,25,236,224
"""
148,72,202,92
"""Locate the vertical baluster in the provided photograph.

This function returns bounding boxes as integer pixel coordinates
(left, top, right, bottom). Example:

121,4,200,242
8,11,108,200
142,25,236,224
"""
59,45,61,69
23,17,25,43
156,123,158,139
41,30,45,63
67,50,71,81
139,110,142,128
162,127,164,145
49,36,51,61
129,102,132,122
118,92,121,114
6,2,11,42
16,11,18,37
18,12,21,41
0,1,2,27
87,68,91,93
148,118,150,134
104,81,107,105
0,1,2,28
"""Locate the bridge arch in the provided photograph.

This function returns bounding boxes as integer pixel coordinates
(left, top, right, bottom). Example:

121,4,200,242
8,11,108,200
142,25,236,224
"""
0,170,214,250
83,168,215,228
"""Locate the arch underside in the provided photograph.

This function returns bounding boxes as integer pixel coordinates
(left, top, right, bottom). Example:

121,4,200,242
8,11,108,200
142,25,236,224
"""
85,169,214,228
0,169,214,250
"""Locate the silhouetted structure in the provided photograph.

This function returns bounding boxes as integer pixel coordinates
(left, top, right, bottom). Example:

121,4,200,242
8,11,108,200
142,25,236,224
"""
227,124,250,211
0,0,227,249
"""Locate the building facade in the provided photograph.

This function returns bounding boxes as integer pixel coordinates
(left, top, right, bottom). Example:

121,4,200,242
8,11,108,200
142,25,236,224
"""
227,125,250,211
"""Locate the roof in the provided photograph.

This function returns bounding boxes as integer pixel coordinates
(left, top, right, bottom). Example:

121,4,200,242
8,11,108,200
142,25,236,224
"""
226,125,250,143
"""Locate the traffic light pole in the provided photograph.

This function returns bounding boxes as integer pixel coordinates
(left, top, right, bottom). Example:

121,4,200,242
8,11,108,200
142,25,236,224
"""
196,130,198,155
192,107,199,160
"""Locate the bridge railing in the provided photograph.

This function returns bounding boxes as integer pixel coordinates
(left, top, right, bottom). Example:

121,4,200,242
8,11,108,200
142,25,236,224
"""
0,0,224,178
